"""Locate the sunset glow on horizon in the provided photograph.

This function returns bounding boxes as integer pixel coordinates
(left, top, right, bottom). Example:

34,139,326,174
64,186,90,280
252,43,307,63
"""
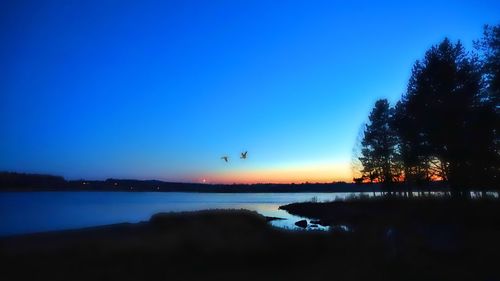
195,161,352,184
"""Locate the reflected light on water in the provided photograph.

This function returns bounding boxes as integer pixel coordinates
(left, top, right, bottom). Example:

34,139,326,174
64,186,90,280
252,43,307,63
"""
0,191,497,236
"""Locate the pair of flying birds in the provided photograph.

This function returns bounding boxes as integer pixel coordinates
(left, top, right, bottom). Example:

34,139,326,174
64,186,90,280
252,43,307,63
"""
221,151,247,162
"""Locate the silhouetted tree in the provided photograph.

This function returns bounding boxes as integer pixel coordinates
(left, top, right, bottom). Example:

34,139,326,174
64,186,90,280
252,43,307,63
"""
359,99,398,186
351,124,365,183
474,24,500,189
392,96,431,186
354,27,499,193
476,24,500,111
393,38,484,193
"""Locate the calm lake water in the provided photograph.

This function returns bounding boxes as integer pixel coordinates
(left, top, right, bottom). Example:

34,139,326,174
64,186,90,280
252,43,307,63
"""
2,191,497,237
0,192,363,236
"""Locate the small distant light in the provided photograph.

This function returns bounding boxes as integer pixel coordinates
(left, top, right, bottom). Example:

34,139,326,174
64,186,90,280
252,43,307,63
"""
157,187,160,190
202,179,207,183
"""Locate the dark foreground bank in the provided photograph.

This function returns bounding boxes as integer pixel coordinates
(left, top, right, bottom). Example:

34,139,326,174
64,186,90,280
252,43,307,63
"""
1,206,500,281
280,196,500,231
280,197,500,280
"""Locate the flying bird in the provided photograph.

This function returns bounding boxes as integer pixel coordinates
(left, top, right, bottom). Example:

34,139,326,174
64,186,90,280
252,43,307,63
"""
221,156,229,162
240,151,248,160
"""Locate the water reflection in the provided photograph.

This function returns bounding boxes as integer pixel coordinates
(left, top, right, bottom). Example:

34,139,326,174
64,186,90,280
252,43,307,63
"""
0,192,343,235
0,191,497,236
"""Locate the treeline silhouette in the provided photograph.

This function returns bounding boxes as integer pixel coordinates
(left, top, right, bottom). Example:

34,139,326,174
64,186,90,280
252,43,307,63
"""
0,172,450,193
355,25,499,194
0,172,67,188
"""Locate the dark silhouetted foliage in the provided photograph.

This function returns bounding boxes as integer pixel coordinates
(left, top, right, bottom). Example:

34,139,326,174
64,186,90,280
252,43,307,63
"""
359,99,398,185
357,25,500,192
0,172,67,188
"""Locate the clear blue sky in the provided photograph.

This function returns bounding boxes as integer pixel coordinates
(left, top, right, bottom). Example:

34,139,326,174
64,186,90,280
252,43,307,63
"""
1,0,499,183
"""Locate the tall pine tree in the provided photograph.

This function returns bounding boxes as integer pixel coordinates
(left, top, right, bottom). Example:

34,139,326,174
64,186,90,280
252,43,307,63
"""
359,99,398,185
393,38,483,191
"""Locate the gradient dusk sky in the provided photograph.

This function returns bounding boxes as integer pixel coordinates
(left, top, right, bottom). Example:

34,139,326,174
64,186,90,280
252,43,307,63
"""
1,0,499,183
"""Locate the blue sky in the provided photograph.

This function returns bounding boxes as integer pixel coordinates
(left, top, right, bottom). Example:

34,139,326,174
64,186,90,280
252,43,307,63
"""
1,0,499,183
